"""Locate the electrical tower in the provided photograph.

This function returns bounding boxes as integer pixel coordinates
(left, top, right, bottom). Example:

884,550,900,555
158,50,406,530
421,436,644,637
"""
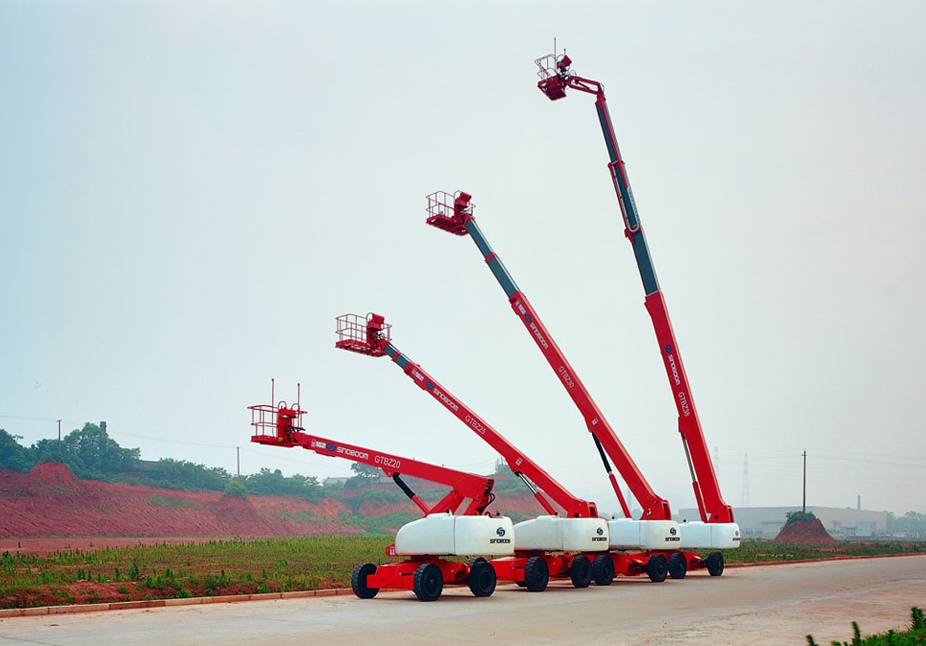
741,453,750,508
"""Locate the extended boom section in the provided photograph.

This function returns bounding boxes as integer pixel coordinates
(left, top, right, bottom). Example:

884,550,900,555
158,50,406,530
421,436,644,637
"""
249,382,514,601
427,190,687,567
534,51,739,557
426,190,672,523
336,313,676,586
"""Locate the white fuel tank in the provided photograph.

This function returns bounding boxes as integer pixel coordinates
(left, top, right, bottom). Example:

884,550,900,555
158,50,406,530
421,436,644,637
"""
393,513,516,556
678,521,741,549
513,515,609,552
608,518,682,550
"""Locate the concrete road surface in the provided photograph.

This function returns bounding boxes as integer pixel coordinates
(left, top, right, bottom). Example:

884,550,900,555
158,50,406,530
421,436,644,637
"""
1,555,924,646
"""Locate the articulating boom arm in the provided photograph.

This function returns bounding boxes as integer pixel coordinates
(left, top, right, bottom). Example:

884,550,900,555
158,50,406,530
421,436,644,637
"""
335,312,600,520
427,191,672,521
249,395,496,516
534,53,734,524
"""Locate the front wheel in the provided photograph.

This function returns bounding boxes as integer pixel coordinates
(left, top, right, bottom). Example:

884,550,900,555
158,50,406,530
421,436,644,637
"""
413,562,443,602
523,556,549,592
467,559,497,597
592,554,615,586
569,555,592,588
668,552,688,580
351,562,378,599
705,551,724,577
646,553,668,583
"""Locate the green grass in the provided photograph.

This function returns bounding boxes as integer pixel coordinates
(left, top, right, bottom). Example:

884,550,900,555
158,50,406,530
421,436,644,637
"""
0,537,921,610
712,539,922,565
0,536,395,608
806,606,926,645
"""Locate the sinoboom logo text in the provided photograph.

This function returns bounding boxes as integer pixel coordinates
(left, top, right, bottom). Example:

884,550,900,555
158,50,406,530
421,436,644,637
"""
374,455,401,469
490,527,510,544
520,308,549,350
666,345,681,386
426,381,459,412
336,446,369,460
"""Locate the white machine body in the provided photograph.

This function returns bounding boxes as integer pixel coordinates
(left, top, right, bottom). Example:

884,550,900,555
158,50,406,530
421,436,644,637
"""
513,515,609,552
608,518,682,550
678,521,741,549
393,513,515,556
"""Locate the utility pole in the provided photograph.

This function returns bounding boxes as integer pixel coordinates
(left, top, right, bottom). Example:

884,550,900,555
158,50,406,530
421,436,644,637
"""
802,450,807,513
741,452,750,508
236,447,240,478
57,419,62,459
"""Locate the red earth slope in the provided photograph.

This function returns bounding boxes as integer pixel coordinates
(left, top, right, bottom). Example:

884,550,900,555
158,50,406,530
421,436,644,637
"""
0,462,549,541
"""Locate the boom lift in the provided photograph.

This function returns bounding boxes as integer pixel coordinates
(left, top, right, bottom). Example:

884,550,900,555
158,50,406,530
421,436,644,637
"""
335,313,607,589
533,50,740,568
337,312,671,586
426,190,685,574
249,381,514,601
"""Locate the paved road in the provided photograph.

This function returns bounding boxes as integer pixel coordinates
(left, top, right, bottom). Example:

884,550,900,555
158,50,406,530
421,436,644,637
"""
1,555,924,646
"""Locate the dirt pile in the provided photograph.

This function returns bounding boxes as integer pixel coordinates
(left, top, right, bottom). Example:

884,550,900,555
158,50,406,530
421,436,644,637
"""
774,518,839,544
0,462,357,538
0,462,548,540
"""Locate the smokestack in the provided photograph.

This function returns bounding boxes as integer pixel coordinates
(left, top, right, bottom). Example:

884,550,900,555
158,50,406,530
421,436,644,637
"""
857,495,861,511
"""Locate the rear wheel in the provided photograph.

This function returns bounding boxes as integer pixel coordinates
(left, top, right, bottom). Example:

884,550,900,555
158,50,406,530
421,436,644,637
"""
668,552,688,580
351,562,378,599
569,555,592,588
705,551,725,577
413,562,443,602
592,554,615,586
646,553,668,583
523,556,549,592
467,559,497,597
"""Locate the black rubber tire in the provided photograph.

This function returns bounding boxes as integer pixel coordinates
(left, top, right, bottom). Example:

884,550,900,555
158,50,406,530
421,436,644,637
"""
705,551,725,577
646,553,668,583
668,552,688,580
412,562,443,602
592,554,615,586
523,556,549,592
569,555,592,588
350,562,378,599
467,559,497,597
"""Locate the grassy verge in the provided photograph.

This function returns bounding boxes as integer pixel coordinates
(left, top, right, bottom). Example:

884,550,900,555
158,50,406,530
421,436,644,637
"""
806,606,925,645
716,538,923,565
0,537,922,609
0,536,394,608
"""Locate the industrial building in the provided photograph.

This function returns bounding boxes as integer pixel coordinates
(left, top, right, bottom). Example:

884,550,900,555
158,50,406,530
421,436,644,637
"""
677,506,888,539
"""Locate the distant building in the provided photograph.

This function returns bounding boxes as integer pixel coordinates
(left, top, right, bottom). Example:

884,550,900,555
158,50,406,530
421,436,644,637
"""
675,506,889,539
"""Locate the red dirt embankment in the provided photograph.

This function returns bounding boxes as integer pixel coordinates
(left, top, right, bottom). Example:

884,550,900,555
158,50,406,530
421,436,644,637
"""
0,462,356,541
0,463,548,553
773,518,839,544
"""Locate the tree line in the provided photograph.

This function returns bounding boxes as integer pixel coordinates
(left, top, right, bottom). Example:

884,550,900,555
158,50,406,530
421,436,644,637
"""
0,424,322,499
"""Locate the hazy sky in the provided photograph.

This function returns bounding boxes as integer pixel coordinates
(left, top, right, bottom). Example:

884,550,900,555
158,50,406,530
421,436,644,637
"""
2,1,924,517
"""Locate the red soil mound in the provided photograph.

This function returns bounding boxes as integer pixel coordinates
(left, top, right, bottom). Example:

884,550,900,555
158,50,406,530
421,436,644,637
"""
0,463,550,542
774,518,839,544
0,462,356,539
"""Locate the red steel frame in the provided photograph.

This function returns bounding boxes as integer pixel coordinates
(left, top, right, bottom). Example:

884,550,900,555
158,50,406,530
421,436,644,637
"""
334,314,597,520
250,395,496,517
335,313,657,588
426,190,672,522
534,51,734,525
248,382,505,599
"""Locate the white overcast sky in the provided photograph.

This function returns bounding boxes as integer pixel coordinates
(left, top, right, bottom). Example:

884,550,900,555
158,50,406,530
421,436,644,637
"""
2,1,924,518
